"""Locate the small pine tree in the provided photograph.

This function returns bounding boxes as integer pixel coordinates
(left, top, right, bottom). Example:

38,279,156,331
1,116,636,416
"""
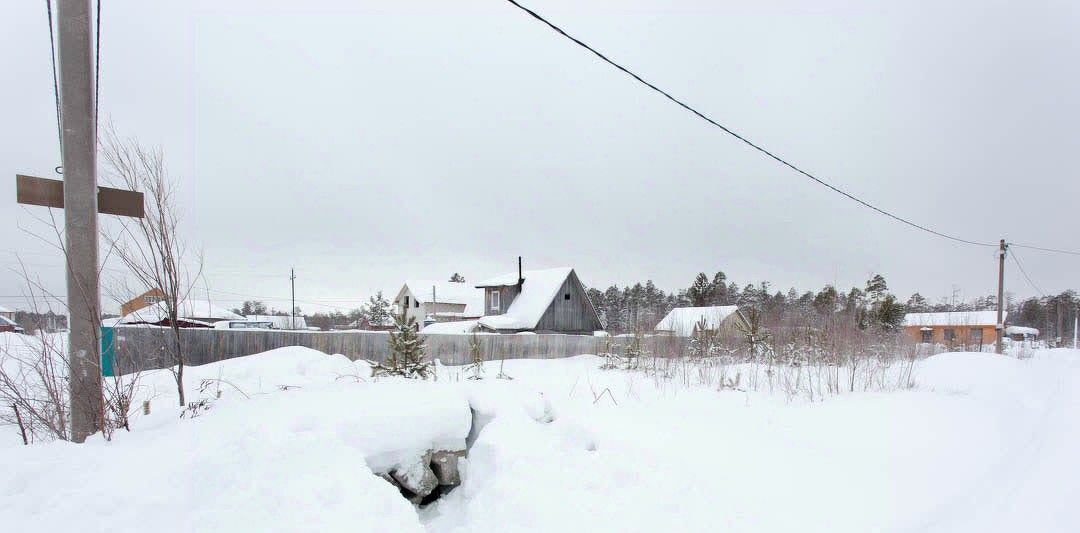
365,291,392,328
373,312,431,379
689,316,719,358
737,308,772,360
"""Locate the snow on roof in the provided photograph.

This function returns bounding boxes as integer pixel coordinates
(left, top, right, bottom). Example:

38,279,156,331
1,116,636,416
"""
119,299,243,325
421,320,479,334
0,315,18,327
244,315,308,330
0,304,13,313
475,272,524,287
1006,326,1039,336
903,311,1004,327
655,306,741,336
477,267,573,331
400,280,484,316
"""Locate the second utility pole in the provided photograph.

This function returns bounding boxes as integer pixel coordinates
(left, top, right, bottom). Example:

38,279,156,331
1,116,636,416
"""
290,267,296,330
996,239,1007,354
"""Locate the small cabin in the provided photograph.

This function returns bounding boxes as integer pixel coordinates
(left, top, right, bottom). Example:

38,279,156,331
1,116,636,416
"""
474,265,603,334
1005,325,1039,342
903,311,1004,348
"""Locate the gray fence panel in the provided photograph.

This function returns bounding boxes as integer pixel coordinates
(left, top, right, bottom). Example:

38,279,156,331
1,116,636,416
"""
111,326,696,374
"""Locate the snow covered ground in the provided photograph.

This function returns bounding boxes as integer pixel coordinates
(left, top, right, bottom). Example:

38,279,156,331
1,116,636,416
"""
1,339,1078,532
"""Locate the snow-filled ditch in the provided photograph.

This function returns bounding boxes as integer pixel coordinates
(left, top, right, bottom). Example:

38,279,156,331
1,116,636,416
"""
2,343,1079,532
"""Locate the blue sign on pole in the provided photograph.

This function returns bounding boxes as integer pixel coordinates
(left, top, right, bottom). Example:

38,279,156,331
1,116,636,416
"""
100,326,115,377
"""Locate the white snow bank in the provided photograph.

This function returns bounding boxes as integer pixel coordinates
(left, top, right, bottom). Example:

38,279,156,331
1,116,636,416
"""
422,351,1080,533
0,346,474,532
5,346,1080,532
917,351,1034,396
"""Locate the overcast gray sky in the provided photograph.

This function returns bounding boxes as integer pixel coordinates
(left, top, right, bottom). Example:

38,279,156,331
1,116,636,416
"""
2,0,1078,314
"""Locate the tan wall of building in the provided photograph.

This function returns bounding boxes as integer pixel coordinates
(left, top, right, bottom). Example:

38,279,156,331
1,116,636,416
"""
905,325,999,347
121,288,165,316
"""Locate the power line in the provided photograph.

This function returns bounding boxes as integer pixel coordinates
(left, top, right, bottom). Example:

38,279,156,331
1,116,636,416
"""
44,0,62,167
1010,243,1080,257
94,0,101,134
502,0,1000,248
1009,248,1047,297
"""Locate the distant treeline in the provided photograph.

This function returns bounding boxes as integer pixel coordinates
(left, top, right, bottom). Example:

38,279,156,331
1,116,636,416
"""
586,271,1078,340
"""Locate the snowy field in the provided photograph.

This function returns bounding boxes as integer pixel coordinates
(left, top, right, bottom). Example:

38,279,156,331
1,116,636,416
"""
1,334,1078,532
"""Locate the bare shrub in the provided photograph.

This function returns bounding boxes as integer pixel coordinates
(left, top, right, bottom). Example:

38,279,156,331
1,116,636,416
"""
466,333,485,380
100,127,202,407
0,330,69,442
618,305,923,402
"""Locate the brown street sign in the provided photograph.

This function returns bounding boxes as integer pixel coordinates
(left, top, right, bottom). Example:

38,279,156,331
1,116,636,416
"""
15,174,144,218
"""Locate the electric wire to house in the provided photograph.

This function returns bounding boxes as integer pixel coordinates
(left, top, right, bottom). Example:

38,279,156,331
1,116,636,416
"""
502,0,1080,257
1009,249,1048,297
44,0,62,172
41,0,102,173
94,0,102,137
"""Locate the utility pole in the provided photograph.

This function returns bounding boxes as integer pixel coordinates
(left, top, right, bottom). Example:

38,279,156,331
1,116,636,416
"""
290,267,296,330
59,0,102,442
1073,304,1078,349
996,239,1007,355
15,1,143,442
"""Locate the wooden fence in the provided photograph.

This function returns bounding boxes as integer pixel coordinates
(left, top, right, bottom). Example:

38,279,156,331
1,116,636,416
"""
106,326,693,374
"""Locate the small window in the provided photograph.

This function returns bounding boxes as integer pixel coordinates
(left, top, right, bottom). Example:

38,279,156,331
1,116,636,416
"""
144,295,162,305
921,330,932,343
564,293,571,300
415,300,420,308
404,296,410,308
490,290,500,311
943,328,956,342
970,329,983,342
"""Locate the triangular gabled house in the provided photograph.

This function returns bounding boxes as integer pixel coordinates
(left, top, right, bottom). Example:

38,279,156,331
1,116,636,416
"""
393,280,484,331
474,263,603,334
654,306,748,337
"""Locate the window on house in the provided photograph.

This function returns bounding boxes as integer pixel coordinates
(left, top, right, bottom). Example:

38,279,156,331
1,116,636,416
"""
921,330,933,343
144,295,162,305
404,296,410,309
970,329,983,343
490,290,500,311
564,293,571,300
944,328,956,342
415,300,420,308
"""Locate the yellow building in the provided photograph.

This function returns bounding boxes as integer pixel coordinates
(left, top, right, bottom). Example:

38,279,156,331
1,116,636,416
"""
903,310,1004,349
120,288,165,317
